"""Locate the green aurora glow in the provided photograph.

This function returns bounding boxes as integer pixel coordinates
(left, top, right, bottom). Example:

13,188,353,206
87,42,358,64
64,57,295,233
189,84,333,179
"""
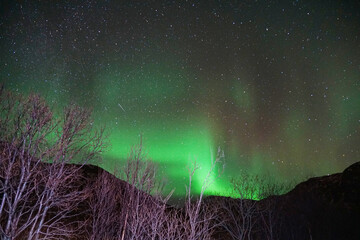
1,1,359,198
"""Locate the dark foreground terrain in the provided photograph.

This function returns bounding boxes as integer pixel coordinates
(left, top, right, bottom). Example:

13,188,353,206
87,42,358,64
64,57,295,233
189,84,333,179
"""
1,160,359,239
206,161,360,239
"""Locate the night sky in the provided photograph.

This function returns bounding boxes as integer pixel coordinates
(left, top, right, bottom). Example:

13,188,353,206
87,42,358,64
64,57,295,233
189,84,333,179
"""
1,0,359,197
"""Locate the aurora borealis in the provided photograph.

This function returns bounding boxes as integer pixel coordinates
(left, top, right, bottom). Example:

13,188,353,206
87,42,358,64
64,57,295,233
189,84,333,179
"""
0,1,359,197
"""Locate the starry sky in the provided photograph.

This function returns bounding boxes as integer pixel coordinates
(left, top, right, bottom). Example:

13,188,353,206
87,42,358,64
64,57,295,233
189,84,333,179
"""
1,0,359,197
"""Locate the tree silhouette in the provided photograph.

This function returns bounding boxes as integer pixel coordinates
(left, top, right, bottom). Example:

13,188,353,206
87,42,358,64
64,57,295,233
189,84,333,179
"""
0,87,105,239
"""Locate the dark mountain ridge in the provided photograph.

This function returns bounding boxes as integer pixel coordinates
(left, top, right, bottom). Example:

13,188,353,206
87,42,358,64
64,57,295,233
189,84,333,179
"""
205,161,360,239
1,159,359,239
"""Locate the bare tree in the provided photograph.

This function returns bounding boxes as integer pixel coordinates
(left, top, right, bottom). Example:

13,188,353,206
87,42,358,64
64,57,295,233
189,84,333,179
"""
88,138,176,240
216,198,258,240
184,147,225,240
88,169,120,240
258,198,278,240
88,141,226,240
216,173,288,240
117,140,159,240
0,88,105,240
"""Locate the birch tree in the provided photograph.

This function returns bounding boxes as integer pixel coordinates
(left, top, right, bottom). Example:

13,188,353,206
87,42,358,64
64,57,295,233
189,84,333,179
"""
0,87,104,240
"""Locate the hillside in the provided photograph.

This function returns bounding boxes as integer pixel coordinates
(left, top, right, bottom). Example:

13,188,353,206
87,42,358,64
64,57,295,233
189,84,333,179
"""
1,154,359,239
205,161,360,239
